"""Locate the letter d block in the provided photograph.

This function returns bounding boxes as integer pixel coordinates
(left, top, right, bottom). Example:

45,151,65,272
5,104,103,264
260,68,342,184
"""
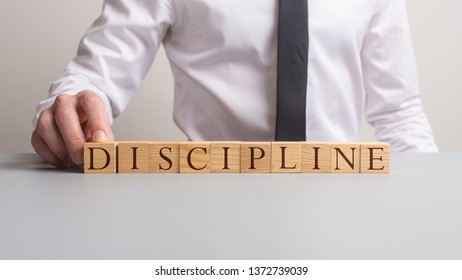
150,142,179,173
241,142,271,173
180,142,211,173
331,143,360,173
84,142,117,174
118,142,150,173
271,142,301,173
360,142,390,174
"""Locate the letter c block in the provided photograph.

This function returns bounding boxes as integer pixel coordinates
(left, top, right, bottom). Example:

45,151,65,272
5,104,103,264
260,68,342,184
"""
179,142,211,173
84,142,117,174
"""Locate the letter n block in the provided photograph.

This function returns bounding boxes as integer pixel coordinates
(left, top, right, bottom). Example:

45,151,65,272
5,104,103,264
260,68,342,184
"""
84,142,117,174
271,142,301,173
118,142,150,173
360,142,390,173
150,142,179,173
241,142,271,173
301,142,331,173
331,143,360,173
211,142,241,173
179,142,211,173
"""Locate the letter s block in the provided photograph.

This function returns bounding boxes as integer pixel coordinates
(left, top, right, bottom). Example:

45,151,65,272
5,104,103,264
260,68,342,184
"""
150,142,179,173
179,142,211,173
84,142,117,174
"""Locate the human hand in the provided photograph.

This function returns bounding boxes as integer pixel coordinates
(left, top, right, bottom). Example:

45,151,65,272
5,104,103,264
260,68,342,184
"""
32,90,114,168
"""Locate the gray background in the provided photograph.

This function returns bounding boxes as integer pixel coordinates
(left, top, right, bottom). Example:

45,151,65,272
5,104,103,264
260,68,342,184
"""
0,0,461,152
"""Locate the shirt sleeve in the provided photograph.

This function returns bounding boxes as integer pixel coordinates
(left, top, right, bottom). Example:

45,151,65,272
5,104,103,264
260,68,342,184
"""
361,0,438,152
33,0,175,127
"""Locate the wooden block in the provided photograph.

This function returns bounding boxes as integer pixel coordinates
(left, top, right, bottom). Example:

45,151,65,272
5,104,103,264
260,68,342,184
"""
271,142,301,173
301,142,331,173
150,142,179,173
179,142,211,173
211,142,241,173
84,142,117,174
241,142,271,173
331,143,360,173
118,142,150,173
360,142,390,174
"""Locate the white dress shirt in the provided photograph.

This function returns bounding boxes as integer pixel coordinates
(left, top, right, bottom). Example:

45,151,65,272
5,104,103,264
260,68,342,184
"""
34,0,438,152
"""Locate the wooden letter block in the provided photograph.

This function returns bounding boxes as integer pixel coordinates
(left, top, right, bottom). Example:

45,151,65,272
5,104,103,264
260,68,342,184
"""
179,142,211,173
360,142,390,174
118,142,150,173
271,142,301,173
331,143,360,173
241,142,271,173
211,142,241,173
301,142,331,173
150,142,179,173
84,142,117,174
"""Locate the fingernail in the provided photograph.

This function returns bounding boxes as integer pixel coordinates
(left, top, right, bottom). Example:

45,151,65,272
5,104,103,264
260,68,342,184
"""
93,130,107,142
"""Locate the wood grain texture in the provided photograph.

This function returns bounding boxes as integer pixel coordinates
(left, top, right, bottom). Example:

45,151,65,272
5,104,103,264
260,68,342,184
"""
179,142,211,173
331,143,361,173
241,142,271,173
301,142,331,173
118,142,150,173
150,142,179,173
84,142,117,174
211,142,241,173
360,142,390,174
271,142,301,173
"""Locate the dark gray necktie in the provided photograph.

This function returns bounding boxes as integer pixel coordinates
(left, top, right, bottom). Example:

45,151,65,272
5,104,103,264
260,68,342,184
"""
275,0,308,141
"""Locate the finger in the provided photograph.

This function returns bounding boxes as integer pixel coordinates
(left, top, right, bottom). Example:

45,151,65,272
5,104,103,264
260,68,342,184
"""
31,130,68,169
35,108,72,164
77,91,114,142
53,94,86,165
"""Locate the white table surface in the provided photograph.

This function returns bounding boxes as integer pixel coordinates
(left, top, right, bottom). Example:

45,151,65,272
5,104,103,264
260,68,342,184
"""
0,153,461,259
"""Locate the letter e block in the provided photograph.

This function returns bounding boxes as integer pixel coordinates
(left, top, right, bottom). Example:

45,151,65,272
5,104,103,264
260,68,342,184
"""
150,142,180,173
241,142,271,173
301,142,331,173
211,142,241,173
331,143,360,173
180,142,211,173
271,142,301,173
360,142,390,174
118,142,150,173
84,142,117,174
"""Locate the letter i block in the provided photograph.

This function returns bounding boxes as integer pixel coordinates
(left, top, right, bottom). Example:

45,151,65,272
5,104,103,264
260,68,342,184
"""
241,142,271,173
211,142,241,173
84,142,117,174
179,142,211,173
150,142,180,173
360,142,390,174
271,142,301,173
331,143,361,173
118,142,150,173
301,142,331,173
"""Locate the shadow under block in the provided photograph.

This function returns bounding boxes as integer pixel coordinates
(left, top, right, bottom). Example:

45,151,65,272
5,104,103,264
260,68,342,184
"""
331,143,361,173
84,142,117,174
271,142,301,173
150,142,179,173
241,142,271,173
211,142,241,173
360,142,390,173
301,142,331,173
179,142,211,173
118,142,150,173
